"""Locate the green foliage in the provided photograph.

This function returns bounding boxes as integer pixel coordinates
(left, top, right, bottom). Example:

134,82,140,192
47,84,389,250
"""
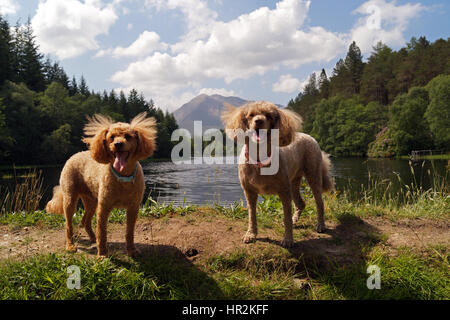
289,37,450,156
344,41,365,94
318,69,330,99
0,14,179,164
360,42,394,105
41,124,73,163
0,16,12,86
367,127,396,158
425,75,450,149
389,87,432,155
1,81,42,162
0,101,13,160
311,96,386,156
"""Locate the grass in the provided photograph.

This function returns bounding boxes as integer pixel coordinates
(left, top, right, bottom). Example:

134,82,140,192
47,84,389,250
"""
399,154,450,160
0,242,447,300
0,251,222,299
0,163,448,300
0,169,44,215
312,246,449,299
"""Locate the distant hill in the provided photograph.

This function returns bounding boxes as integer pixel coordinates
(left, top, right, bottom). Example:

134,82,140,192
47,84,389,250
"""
173,94,249,134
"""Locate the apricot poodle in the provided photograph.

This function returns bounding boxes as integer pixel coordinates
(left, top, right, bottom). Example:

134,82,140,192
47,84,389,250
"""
46,113,157,257
222,101,334,247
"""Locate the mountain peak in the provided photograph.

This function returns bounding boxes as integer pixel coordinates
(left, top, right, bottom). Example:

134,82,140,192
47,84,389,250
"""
173,94,249,134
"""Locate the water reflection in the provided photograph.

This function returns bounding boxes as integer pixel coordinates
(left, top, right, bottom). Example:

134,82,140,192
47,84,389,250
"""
0,157,447,208
143,157,243,205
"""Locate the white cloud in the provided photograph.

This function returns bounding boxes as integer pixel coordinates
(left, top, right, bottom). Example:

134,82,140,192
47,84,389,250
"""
144,0,218,46
95,31,168,58
32,0,118,60
0,0,19,14
272,74,302,93
351,0,426,53
111,0,346,111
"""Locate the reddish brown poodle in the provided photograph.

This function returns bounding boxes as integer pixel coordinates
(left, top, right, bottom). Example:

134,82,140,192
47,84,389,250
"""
46,113,157,257
222,101,334,247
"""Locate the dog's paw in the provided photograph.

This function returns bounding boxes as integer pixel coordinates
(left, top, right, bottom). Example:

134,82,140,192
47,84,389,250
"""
66,244,78,253
281,237,294,248
316,223,326,233
96,248,108,259
242,232,256,244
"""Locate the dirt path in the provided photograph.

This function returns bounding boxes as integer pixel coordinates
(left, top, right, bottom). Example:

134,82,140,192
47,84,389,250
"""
0,213,448,263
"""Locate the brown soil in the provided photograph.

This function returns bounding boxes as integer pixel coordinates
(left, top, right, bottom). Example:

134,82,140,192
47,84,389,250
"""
0,213,448,265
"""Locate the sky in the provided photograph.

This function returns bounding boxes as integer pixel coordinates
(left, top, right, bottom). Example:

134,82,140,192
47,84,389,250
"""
1,0,449,112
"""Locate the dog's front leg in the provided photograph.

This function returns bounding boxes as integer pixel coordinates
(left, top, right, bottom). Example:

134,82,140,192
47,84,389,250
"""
125,205,140,257
243,189,258,243
279,192,294,248
96,203,112,257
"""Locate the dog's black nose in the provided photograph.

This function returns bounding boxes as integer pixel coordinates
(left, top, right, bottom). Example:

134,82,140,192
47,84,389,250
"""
255,119,264,126
114,142,123,149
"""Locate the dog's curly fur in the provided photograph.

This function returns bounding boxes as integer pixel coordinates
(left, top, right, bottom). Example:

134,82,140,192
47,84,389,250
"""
45,113,157,257
222,101,334,247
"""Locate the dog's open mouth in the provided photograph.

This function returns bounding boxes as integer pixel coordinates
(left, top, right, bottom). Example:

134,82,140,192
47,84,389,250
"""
251,129,267,143
113,151,129,173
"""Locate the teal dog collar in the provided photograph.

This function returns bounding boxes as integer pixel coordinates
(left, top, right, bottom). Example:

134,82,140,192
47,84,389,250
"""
110,165,138,183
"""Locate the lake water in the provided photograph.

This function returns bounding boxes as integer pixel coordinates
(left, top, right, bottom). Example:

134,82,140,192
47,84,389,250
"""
0,157,448,209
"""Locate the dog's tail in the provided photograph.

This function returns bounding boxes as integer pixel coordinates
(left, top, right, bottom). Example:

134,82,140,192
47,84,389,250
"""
45,186,64,215
321,151,334,192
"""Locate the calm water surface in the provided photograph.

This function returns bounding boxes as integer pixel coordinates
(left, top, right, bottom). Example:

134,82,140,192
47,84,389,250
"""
1,157,447,208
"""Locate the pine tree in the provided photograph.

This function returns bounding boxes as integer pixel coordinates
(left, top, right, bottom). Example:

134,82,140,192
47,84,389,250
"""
79,75,89,96
10,21,24,83
69,76,79,95
108,89,119,114
119,90,128,119
18,18,45,91
43,58,70,89
344,41,364,94
303,72,319,96
329,58,352,97
361,42,394,105
318,69,330,99
0,15,12,85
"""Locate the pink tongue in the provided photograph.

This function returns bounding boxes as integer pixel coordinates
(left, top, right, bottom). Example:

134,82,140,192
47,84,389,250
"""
113,152,128,173
252,131,260,142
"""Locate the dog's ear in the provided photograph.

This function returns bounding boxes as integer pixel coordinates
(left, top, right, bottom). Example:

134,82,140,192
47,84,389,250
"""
131,112,157,160
273,108,302,146
221,103,247,140
82,114,113,163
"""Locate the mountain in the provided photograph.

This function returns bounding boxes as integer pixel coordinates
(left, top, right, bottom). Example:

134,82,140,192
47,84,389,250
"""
173,94,249,134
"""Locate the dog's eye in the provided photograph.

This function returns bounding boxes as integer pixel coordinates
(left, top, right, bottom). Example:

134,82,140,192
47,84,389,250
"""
266,114,272,120
125,134,131,140
110,135,115,141
248,113,255,118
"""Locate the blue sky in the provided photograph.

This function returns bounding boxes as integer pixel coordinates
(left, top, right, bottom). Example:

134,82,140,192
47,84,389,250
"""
1,0,449,111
